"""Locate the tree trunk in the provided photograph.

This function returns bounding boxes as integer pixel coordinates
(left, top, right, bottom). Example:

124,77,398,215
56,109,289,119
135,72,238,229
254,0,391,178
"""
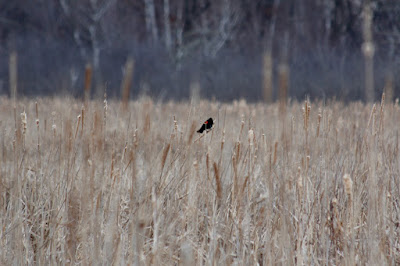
164,0,172,51
144,0,159,42
362,3,375,102
175,0,184,69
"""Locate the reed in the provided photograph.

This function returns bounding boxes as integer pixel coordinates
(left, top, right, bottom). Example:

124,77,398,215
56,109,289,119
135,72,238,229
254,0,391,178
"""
0,97,397,265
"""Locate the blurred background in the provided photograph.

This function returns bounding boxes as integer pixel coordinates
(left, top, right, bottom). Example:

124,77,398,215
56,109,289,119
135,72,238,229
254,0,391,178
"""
0,0,399,101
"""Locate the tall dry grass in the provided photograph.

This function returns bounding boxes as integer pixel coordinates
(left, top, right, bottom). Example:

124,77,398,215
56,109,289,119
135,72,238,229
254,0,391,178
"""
0,96,399,264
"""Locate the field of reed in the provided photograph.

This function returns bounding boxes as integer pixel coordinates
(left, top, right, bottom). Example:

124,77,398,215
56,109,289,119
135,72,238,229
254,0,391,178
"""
0,96,399,265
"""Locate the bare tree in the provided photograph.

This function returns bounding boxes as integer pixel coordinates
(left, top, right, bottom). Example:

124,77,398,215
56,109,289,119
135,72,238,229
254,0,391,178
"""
59,0,116,96
163,0,172,51
210,0,241,57
175,0,184,68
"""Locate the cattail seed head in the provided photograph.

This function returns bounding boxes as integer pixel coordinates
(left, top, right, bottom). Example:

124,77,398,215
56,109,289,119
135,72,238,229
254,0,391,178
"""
248,129,254,146
342,173,353,197
297,174,303,190
297,167,303,199
104,98,108,112
174,116,178,132
21,111,27,135
332,197,338,206
161,143,170,172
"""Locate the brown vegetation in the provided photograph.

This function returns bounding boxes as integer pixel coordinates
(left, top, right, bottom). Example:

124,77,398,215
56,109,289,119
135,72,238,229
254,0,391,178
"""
0,96,399,264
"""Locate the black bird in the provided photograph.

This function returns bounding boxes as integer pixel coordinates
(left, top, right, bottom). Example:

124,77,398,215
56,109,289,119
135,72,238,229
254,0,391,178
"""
197,118,214,133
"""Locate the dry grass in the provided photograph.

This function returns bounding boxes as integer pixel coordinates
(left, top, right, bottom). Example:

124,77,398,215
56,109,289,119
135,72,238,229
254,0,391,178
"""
0,96,399,265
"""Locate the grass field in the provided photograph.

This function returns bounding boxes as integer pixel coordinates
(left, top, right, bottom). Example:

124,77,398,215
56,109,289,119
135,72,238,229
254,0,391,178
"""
0,96,399,265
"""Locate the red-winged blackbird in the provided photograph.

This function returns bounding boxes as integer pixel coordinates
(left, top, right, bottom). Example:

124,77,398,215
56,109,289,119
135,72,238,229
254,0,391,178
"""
197,118,214,133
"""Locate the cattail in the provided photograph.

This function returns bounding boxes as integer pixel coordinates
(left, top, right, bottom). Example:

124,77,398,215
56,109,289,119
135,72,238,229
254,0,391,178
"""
206,150,210,181
248,128,254,146
103,97,108,136
36,118,40,166
161,143,170,173
75,115,81,139
35,101,39,119
332,197,338,208
104,98,108,114
173,116,178,133
235,141,241,161
221,130,225,151
273,141,278,166
52,124,57,137
241,175,249,195
316,109,322,137
239,116,245,141
213,162,222,201
21,111,27,135
303,100,311,131
343,173,353,198
133,128,138,149
297,167,303,200
81,108,85,132
232,154,238,199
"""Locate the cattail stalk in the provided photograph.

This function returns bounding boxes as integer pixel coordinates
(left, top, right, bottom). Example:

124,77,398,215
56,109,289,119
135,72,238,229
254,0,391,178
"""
343,173,353,203
161,143,170,173
74,115,81,139
21,110,27,150
273,141,278,166
343,173,354,265
81,108,85,132
213,162,222,202
316,109,322,137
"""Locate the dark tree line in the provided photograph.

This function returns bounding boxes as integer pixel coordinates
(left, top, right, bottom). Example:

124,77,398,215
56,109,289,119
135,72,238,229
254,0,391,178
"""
0,0,400,101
